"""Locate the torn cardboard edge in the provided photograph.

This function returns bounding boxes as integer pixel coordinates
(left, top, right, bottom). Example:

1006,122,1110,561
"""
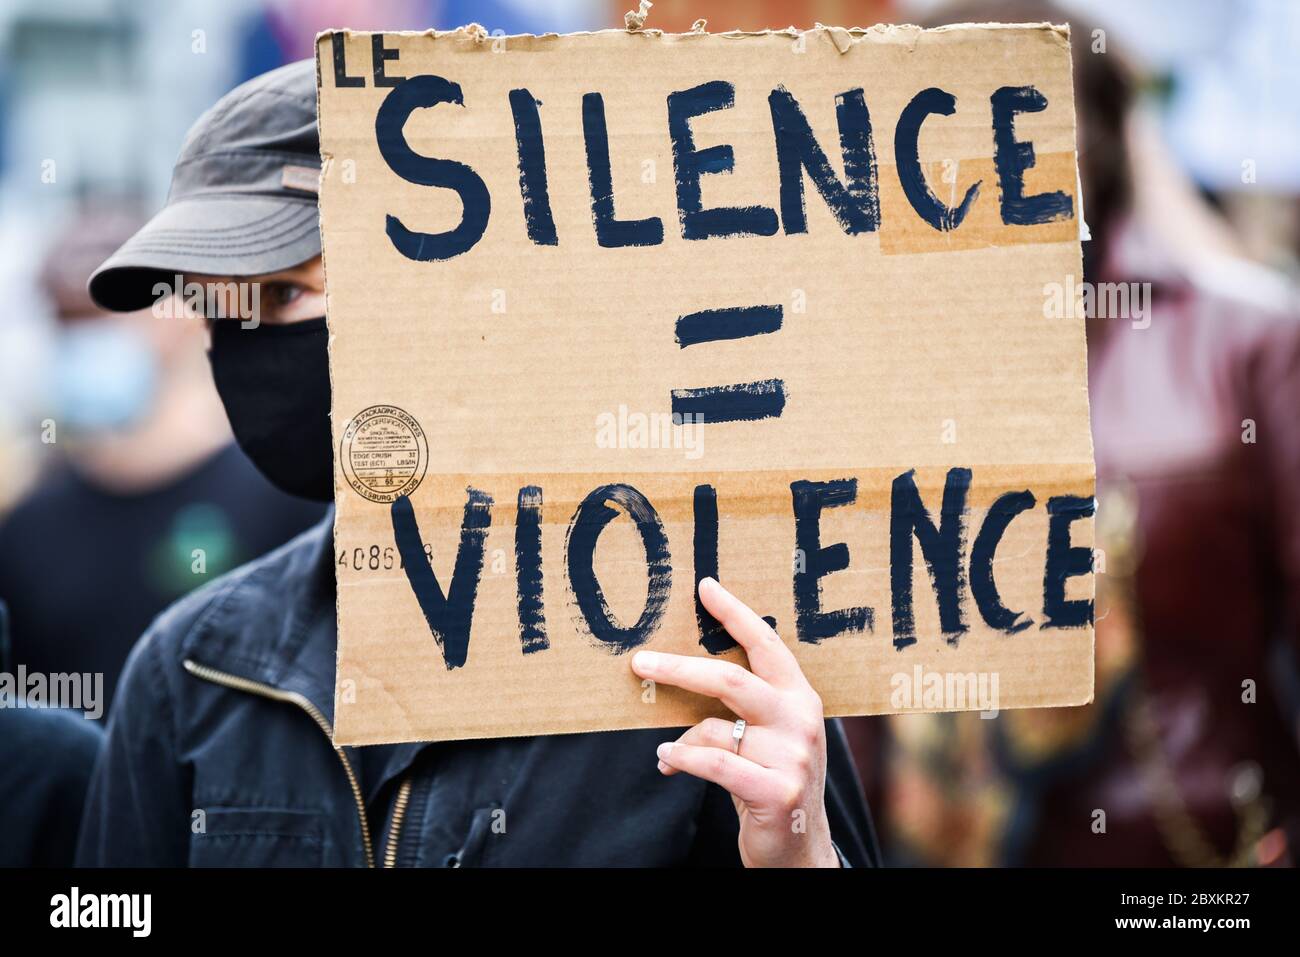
625,0,654,32
312,20,1071,49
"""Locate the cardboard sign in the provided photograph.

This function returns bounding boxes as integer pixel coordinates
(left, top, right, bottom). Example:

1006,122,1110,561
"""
316,23,1094,746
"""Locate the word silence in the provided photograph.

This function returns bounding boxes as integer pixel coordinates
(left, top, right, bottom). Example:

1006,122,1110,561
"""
328,32,1073,259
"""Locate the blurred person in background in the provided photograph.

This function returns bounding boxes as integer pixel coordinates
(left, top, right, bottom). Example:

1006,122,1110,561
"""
844,0,1300,867
0,598,103,867
0,209,325,716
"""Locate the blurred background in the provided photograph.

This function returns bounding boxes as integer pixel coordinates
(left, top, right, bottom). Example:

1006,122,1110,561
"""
0,0,1297,868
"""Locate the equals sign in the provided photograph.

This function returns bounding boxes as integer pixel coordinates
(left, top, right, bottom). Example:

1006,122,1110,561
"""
671,304,786,423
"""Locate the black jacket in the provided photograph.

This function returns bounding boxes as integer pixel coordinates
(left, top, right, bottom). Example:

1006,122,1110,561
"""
77,511,878,866
0,707,102,866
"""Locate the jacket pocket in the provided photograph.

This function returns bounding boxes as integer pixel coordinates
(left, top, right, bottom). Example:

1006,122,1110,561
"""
444,805,499,868
189,807,326,867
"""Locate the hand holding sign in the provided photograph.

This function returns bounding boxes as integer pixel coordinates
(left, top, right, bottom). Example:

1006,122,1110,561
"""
632,577,838,868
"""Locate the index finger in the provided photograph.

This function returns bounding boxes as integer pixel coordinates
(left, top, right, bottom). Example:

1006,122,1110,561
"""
698,577,803,688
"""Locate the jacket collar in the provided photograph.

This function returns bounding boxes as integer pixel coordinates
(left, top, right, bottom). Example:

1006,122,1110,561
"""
180,508,340,719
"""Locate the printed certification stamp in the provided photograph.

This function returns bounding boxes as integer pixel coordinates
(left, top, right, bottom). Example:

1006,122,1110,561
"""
340,405,429,503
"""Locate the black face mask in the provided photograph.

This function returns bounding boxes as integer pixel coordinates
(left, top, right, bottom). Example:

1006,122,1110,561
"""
208,317,333,502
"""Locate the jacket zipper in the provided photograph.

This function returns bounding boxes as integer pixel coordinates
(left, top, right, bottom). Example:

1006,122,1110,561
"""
182,658,375,868
382,778,414,868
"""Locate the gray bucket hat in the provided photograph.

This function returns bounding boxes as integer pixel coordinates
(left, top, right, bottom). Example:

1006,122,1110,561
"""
88,59,322,313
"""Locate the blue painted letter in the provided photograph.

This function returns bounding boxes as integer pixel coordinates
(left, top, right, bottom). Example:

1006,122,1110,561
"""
375,76,491,260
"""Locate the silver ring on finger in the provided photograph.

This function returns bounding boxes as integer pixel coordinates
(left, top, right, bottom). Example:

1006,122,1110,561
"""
731,718,747,755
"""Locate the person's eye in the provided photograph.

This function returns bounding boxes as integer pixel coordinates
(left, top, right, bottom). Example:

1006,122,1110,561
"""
267,283,304,307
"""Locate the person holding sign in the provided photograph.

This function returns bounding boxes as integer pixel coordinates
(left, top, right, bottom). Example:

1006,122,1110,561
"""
75,60,877,868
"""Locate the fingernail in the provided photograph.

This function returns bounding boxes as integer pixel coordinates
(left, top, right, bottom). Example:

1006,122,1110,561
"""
656,742,674,761
657,760,670,774
699,576,718,596
633,651,660,671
